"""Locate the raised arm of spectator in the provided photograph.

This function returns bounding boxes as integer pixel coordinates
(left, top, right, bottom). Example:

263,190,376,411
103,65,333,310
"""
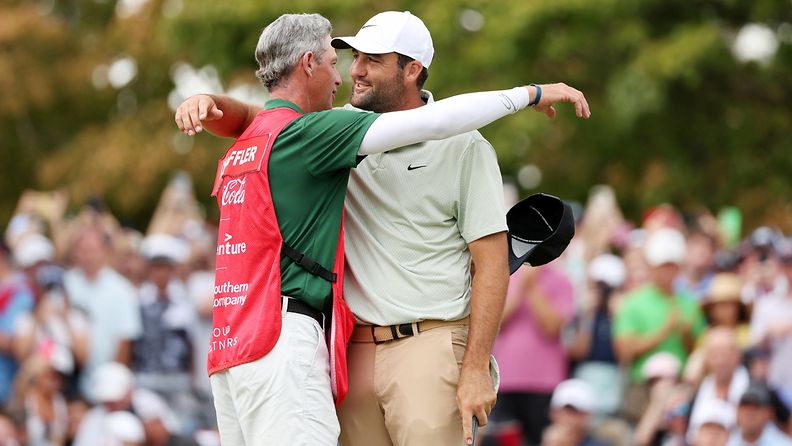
523,268,571,339
175,83,590,152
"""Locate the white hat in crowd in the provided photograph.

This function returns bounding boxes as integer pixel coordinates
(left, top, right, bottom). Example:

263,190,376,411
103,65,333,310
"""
92,362,135,403
644,228,687,267
331,11,434,68
104,411,145,444
643,351,681,380
550,379,595,413
693,399,735,431
139,233,189,264
13,233,54,268
588,253,626,288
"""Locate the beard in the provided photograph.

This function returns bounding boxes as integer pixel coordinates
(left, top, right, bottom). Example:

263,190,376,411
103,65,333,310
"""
350,70,407,113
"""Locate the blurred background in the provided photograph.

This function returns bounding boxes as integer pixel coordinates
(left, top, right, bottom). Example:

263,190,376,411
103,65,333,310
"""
2,0,791,229
2,1,792,445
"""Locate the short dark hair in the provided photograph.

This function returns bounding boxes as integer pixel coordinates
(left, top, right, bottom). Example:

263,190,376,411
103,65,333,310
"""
397,54,429,90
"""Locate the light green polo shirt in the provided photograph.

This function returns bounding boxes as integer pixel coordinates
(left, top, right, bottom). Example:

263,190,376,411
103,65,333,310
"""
613,283,706,382
266,99,379,310
342,92,508,325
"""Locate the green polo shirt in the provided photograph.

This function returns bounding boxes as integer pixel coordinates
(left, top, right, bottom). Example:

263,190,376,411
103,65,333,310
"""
613,283,706,382
266,99,380,310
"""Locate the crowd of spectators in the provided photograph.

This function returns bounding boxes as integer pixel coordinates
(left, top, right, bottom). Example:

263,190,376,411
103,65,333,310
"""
0,177,790,446
0,176,218,446
483,186,792,446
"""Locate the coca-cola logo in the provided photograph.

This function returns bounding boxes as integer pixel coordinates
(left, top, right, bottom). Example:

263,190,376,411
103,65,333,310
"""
221,177,246,206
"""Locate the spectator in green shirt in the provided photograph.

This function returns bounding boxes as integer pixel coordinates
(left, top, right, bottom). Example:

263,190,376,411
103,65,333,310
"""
613,228,706,419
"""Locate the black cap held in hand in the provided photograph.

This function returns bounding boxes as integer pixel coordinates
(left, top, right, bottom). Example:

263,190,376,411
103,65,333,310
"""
507,193,575,274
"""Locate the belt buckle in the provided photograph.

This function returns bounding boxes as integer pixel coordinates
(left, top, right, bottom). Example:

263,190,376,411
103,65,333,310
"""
371,323,415,344
397,323,414,337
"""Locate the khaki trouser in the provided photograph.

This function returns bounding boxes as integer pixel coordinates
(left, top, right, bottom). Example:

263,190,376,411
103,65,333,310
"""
338,319,470,446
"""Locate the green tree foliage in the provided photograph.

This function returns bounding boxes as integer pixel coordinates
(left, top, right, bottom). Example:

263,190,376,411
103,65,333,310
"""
1,0,790,229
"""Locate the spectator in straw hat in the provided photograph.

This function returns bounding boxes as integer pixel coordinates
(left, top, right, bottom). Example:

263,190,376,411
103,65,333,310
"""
684,273,750,383
701,274,750,347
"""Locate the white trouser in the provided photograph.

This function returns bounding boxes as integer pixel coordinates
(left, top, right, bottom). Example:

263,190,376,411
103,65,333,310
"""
210,309,339,445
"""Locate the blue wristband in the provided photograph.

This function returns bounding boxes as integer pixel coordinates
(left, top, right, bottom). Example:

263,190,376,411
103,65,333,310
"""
528,83,542,107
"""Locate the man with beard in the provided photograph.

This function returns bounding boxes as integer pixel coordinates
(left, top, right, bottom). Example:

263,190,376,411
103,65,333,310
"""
176,11,590,445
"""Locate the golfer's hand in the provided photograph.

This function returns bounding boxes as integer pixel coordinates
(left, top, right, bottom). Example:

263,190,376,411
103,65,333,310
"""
175,94,224,135
531,83,591,119
457,366,496,445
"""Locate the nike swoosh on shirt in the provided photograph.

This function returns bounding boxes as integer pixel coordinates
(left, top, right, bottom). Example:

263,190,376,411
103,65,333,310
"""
361,24,377,29
407,164,427,171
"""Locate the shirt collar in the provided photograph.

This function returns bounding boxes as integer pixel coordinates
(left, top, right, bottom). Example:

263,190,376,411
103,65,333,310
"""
264,99,304,114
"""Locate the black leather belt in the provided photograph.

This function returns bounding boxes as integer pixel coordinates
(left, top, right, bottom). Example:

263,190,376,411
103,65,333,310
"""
285,298,325,329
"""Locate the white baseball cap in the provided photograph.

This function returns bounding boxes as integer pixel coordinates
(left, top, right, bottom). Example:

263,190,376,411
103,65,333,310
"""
13,233,54,268
331,11,434,68
644,228,687,267
139,233,189,264
588,253,626,288
92,362,135,403
693,399,735,430
550,379,595,413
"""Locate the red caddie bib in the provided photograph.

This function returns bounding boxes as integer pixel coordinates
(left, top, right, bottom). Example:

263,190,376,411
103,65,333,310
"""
208,107,355,405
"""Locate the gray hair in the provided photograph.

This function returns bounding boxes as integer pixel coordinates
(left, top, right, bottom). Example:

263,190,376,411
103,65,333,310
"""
254,14,332,91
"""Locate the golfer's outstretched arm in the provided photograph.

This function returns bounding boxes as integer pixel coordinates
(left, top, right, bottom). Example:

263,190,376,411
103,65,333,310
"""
359,83,589,154
175,83,590,152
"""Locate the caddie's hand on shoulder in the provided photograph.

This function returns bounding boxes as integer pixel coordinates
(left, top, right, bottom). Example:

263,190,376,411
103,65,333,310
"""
529,83,591,120
175,94,224,135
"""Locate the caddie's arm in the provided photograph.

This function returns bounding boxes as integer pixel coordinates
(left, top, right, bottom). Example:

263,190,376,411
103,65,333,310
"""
175,83,590,150
175,94,262,137
456,231,509,446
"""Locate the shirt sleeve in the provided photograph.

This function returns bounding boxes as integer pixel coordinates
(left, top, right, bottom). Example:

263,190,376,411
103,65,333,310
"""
294,109,380,177
456,134,508,243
